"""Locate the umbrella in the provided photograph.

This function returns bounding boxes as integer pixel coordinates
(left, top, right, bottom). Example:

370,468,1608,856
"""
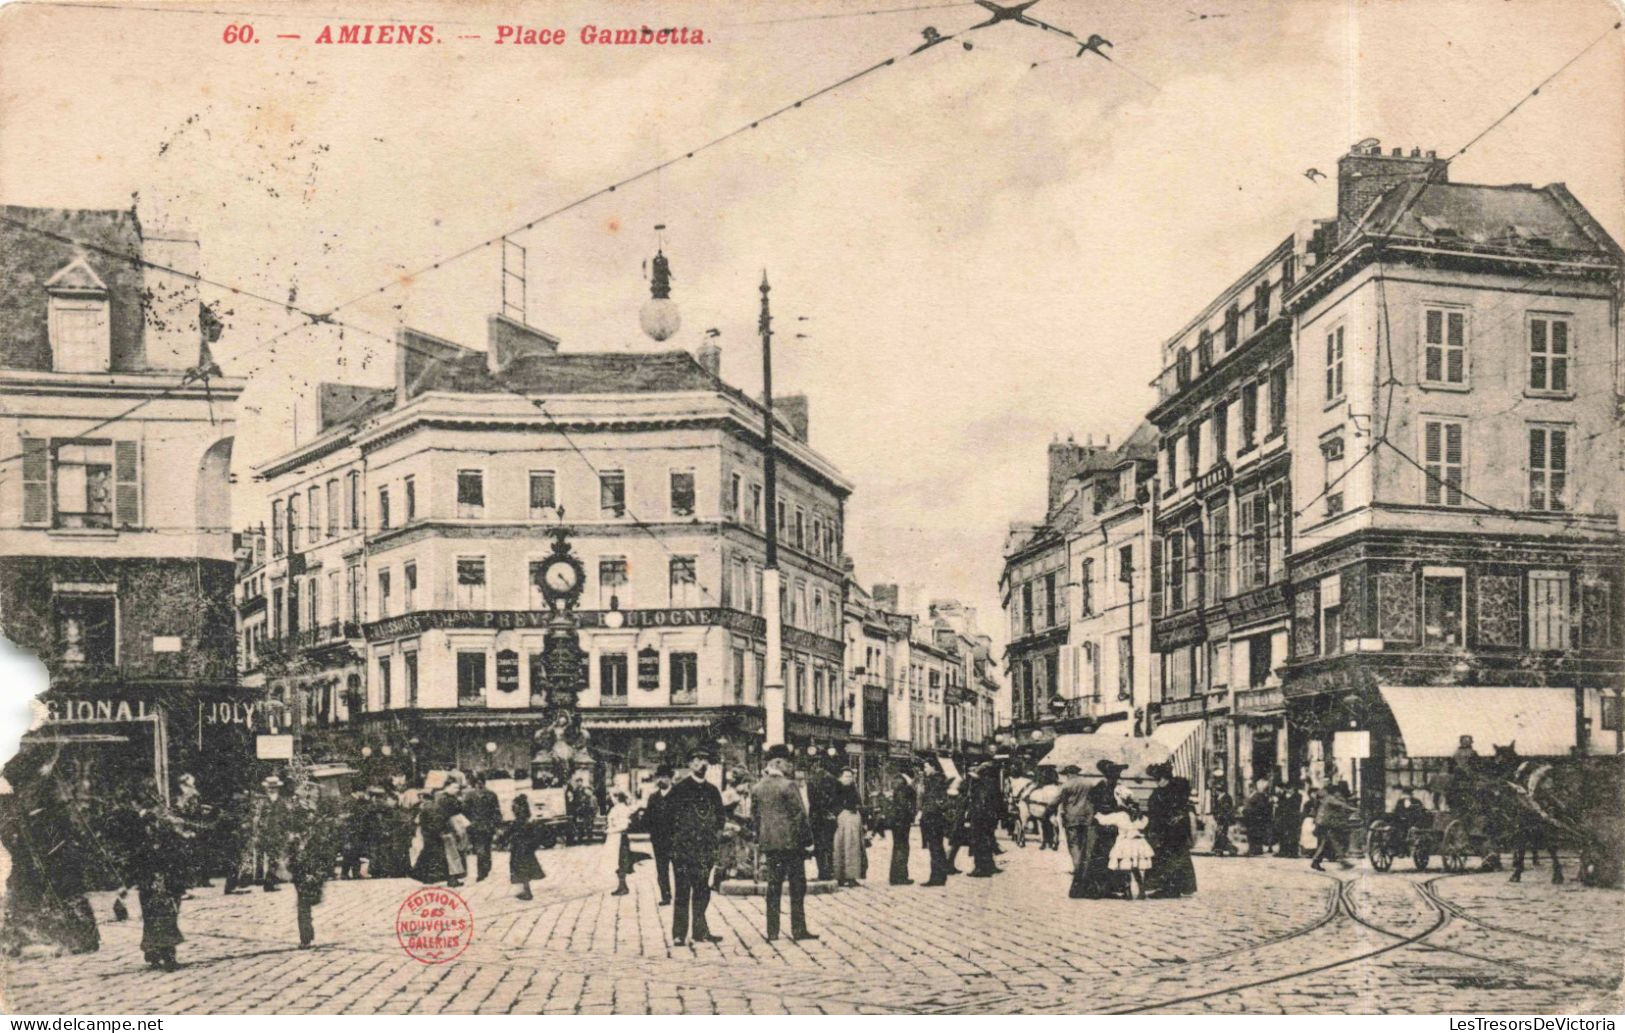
1036,732,1172,776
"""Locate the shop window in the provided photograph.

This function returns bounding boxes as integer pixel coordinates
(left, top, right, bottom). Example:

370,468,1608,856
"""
456,651,487,706
54,593,116,666
1422,570,1465,649
670,652,699,705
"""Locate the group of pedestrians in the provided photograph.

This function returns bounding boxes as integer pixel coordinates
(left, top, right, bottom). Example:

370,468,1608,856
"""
1207,774,1360,871
1041,760,1197,900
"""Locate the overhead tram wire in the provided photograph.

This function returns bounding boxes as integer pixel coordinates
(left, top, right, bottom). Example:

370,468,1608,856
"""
318,22,977,319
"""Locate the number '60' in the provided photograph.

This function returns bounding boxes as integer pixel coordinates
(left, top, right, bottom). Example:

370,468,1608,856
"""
223,24,255,43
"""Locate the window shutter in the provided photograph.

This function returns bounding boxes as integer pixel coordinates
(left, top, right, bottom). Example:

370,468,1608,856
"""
21,437,48,525
1444,423,1463,505
114,440,141,527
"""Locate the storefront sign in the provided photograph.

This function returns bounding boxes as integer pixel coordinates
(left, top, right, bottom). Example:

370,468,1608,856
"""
44,698,157,723
1333,730,1370,759
495,649,521,693
637,647,661,690
256,734,295,760
201,701,259,727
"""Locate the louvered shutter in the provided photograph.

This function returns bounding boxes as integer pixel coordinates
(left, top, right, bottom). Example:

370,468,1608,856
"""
1529,428,1547,509
1549,428,1567,510
21,438,49,525
1424,422,1442,504
114,440,141,528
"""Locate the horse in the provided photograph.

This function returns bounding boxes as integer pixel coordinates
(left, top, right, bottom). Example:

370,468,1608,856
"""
1488,743,1564,884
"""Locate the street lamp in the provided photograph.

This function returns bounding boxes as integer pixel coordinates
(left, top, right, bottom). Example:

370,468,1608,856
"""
604,594,626,630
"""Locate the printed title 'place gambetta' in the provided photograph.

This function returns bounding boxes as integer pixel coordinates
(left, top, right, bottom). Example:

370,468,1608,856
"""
309,24,708,44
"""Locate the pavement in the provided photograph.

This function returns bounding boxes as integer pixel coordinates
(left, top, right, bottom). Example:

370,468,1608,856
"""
2,835,1619,1014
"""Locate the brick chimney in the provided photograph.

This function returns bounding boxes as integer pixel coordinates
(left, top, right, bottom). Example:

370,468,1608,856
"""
486,313,559,373
872,583,900,613
775,394,809,441
1337,140,1446,236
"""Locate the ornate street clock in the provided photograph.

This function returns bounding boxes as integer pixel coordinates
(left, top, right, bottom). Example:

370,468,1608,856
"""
535,528,586,612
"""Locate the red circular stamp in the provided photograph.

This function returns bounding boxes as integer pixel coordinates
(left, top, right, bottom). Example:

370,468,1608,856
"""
395,887,474,965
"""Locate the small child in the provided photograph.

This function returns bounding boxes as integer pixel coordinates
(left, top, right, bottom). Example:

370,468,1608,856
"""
1102,797,1156,900
603,790,637,896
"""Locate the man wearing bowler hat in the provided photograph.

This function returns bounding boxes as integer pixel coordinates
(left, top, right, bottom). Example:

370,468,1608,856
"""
665,745,725,946
753,744,819,941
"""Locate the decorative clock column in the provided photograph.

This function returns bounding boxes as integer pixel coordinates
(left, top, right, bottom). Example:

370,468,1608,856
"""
530,527,595,786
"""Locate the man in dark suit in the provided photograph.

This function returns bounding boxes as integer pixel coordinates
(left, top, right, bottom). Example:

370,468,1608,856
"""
887,771,917,885
752,744,819,941
665,747,725,946
806,762,838,881
644,765,675,905
462,773,502,882
917,768,951,887
965,763,1002,877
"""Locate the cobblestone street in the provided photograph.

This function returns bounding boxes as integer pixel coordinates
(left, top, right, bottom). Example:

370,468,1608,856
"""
3,835,1619,1014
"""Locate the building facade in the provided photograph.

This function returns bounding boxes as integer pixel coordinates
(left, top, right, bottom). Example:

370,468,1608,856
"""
1279,142,1625,815
1148,236,1298,807
0,205,247,802
244,315,853,790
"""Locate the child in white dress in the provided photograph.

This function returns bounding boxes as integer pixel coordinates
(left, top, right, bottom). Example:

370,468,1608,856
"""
1102,797,1156,899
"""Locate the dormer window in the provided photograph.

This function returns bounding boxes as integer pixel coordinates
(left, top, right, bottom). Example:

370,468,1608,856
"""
45,257,111,373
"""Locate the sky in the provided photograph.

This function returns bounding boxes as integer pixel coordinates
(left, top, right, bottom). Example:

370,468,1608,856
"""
1,0,1621,663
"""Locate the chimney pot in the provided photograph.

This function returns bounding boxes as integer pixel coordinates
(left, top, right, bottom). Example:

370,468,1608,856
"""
1391,147,1402,157
1410,147,1421,158
1425,149,1436,159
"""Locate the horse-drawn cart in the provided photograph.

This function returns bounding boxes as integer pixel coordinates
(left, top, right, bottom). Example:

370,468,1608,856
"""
1366,808,1483,873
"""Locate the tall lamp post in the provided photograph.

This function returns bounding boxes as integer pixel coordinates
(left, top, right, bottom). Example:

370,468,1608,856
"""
531,527,595,787
760,272,786,747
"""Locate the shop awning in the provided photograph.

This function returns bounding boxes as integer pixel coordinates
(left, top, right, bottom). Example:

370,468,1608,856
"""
579,715,712,731
1149,719,1204,785
1378,685,1577,758
1037,730,1170,775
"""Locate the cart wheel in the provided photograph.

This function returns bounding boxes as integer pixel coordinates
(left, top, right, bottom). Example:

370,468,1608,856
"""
1441,820,1469,872
1412,848,1430,871
1012,817,1026,849
537,826,557,850
1367,823,1393,872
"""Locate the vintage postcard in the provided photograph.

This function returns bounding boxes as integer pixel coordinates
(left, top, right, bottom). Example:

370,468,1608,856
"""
0,0,1621,1018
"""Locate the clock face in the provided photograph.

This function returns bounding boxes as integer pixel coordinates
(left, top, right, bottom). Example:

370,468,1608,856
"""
545,561,579,592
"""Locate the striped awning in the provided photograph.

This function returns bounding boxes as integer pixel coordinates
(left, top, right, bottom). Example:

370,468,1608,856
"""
1149,719,1204,785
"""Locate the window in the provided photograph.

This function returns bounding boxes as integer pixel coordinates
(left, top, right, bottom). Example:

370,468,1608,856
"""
403,562,417,612
1176,347,1192,387
1322,434,1346,516
1198,329,1214,371
1268,365,1287,435
1167,532,1186,612
728,472,742,520
1042,571,1057,628
670,652,698,705
1282,254,1296,291
1236,491,1269,591
793,582,807,628
1247,633,1273,687
1119,544,1134,587
1162,441,1177,493
599,471,625,518
1422,570,1465,649
49,440,114,529
1254,280,1272,329
378,655,392,709
1528,316,1571,394
1206,501,1229,604
1423,307,1467,386
529,470,557,517
748,484,763,529
1241,382,1259,446
812,518,824,559
1320,575,1343,655
327,571,340,626
669,556,698,606
271,586,284,639
1212,404,1228,461
599,557,628,608
1267,482,1287,581
456,470,484,519
326,480,339,537
1116,635,1132,699
1422,419,1466,506
1079,558,1094,616
403,651,419,707
795,508,806,551
403,476,416,522
1529,571,1570,650
347,563,362,622
347,472,361,530
1224,304,1240,352
307,486,321,543
1528,425,1568,512
53,593,116,666
377,486,391,530
50,297,110,373
1021,581,1034,635
270,499,285,555
1325,325,1345,401
457,651,487,705
1185,425,1201,481
659,469,694,518
377,568,392,619
289,493,303,550
455,558,487,608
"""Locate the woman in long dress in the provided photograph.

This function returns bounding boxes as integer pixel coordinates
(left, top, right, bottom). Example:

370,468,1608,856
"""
603,791,637,896
508,795,546,901
1144,762,1197,898
831,769,865,887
